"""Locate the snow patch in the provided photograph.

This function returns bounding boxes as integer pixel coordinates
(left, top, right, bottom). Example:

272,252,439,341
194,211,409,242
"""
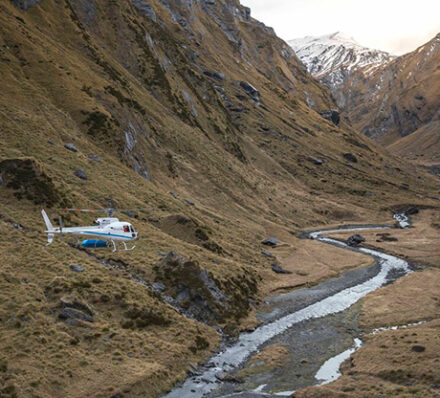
289,32,394,90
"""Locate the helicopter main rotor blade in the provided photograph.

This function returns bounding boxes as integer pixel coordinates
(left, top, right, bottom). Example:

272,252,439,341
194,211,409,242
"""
58,207,161,217
59,208,107,213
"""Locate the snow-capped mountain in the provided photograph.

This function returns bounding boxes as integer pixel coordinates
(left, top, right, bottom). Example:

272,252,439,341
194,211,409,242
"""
289,32,394,91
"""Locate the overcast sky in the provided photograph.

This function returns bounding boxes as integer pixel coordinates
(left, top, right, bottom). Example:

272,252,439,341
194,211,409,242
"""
240,0,440,55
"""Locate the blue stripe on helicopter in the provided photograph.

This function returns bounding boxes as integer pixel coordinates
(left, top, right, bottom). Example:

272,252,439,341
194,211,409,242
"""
82,231,135,239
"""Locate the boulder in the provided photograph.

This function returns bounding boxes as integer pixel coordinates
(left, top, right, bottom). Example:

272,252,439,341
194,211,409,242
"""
74,170,88,180
347,234,366,247
307,157,324,165
88,154,101,162
59,308,94,323
152,282,166,292
429,165,440,175
203,71,225,81
261,250,274,258
215,371,241,383
69,264,84,273
60,296,94,316
64,143,78,152
10,0,41,10
271,264,292,274
319,110,340,125
261,237,280,247
239,81,260,102
215,371,228,381
343,153,358,163
411,345,426,353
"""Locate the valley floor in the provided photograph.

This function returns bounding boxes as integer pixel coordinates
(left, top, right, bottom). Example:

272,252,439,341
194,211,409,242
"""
296,209,440,397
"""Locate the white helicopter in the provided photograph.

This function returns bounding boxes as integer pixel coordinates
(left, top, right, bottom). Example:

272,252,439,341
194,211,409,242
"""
42,207,138,252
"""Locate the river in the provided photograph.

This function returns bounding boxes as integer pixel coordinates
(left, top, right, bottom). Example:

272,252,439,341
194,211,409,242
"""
162,216,411,397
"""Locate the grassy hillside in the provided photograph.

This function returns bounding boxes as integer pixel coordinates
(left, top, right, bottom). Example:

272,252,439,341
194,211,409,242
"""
0,0,439,397
388,120,440,177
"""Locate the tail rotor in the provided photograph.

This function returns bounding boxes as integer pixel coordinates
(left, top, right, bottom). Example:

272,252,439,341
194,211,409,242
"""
41,209,55,246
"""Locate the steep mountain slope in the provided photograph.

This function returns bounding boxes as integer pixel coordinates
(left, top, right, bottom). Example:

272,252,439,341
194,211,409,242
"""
388,120,440,173
291,31,440,165
0,1,438,397
343,33,440,144
289,32,394,104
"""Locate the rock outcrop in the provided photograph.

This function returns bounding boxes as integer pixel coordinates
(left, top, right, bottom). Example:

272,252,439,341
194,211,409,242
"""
10,0,41,10
0,158,61,206
154,251,257,327
291,31,440,155
0,1,438,396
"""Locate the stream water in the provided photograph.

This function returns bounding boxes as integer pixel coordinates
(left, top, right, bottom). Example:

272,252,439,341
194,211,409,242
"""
162,221,411,398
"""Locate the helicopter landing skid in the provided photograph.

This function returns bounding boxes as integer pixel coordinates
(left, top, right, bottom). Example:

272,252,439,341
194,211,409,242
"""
110,240,136,252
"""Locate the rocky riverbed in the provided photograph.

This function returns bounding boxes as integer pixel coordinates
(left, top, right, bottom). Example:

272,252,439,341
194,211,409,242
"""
161,221,414,398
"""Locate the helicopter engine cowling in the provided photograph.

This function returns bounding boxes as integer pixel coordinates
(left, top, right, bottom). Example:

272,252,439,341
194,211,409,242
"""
94,217,119,226
81,239,108,248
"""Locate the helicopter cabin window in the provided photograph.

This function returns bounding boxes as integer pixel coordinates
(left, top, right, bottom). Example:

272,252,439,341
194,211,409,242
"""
123,225,129,233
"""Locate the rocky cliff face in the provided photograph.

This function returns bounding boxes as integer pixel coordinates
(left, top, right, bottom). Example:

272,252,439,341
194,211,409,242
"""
293,31,440,149
342,33,440,145
0,1,438,397
289,32,394,107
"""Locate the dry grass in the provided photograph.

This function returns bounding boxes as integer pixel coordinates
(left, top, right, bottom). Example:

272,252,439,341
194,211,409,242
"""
327,209,440,267
389,120,440,166
258,239,373,296
237,344,291,380
296,209,440,397
296,320,440,398
0,1,439,397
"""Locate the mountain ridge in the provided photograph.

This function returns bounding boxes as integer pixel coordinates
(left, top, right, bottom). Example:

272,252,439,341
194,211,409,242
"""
0,1,438,397
289,32,394,104
342,32,440,144
291,30,440,163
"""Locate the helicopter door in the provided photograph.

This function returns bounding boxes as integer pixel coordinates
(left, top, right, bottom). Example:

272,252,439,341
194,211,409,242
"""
123,225,129,233
129,225,136,237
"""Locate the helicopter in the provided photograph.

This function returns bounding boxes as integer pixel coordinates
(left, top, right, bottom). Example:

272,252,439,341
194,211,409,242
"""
42,206,138,252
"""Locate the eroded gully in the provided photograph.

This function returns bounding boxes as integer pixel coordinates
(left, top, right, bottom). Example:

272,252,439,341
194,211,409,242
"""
161,215,413,398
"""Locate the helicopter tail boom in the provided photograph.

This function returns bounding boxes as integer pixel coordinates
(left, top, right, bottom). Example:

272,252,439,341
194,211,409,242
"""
42,209,55,245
